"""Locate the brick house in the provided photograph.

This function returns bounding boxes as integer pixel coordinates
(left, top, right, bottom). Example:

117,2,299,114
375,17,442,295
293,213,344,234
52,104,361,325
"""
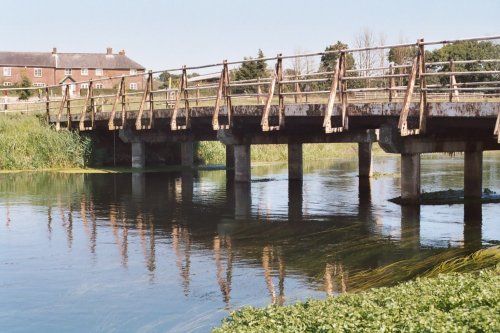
0,47,145,96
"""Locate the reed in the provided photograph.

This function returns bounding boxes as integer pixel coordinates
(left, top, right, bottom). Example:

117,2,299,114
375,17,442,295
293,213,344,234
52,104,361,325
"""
0,115,91,170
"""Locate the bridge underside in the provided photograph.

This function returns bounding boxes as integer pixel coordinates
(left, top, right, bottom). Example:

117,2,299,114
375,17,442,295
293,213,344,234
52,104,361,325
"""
52,102,500,204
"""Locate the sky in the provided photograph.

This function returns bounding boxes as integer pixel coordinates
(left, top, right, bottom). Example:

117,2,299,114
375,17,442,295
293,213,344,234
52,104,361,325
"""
3,0,499,72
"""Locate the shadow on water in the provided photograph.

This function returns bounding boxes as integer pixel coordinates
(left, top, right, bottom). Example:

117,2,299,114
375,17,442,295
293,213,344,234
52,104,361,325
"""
0,156,499,332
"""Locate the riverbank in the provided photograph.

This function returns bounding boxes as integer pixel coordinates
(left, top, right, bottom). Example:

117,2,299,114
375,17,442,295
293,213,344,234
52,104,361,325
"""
213,247,500,333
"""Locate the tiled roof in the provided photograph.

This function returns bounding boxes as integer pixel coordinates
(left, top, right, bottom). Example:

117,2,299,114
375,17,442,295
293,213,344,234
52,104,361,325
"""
0,51,145,70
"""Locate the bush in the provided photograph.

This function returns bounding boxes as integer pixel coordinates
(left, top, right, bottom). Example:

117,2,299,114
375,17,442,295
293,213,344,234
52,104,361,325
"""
213,268,500,333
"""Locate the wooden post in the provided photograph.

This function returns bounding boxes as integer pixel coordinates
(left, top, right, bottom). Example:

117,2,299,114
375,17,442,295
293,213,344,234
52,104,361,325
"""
196,83,200,107
277,55,285,129
257,77,262,104
45,86,50,123
418,39,428,133
148,71,154,128
389,63,394,102
340,52,348,130
449,59,459,102
120,77,127,129
171,66,189,130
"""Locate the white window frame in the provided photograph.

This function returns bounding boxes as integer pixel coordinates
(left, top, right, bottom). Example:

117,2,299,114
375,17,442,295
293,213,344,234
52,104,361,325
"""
33,83,46,87
130,69,137,75
34,68,43,78
3,67,12,77
3,82,13,86
95,68,103,76
129,82,138,90
81,68,89,76
95,83,104,89
64,68,72,76
80,83,89,89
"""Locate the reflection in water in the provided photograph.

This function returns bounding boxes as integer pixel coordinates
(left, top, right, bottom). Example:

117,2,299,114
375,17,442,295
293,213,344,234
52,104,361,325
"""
172,224,191,295
401,205,421,250
213,236,233,308
324,262,348,297
262,246,285,305
464,202,482,250
0,156,498,332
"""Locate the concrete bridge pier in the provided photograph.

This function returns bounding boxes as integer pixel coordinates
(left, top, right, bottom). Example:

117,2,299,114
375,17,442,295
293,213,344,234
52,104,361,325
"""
288,180,303,221
181,142,194,168
401,153,421,202
131,141,146,169
358,142,372,178
234,144,251,183
288,143,303,181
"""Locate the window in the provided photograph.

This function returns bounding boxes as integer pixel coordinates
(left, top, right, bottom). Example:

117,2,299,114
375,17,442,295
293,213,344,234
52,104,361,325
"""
95,68,103,76
80,83,89,89
33,83,46,87
95,83,104,89
34,68,43,77
129,82,138,90
3,67,12,77
3,82,13,86
81,68,89,76
64,68,72,76
130,69,137,75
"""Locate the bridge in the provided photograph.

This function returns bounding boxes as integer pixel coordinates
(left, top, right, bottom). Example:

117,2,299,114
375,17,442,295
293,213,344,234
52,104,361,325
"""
2,36,500,203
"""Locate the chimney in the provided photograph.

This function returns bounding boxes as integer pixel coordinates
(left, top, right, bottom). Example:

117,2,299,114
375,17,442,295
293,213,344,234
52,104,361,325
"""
106,47,113,55
118,49,126,56
52,47,57,55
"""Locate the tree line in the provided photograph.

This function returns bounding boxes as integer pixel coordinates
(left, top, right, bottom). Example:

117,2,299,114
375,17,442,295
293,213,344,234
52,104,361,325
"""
159,36,500,92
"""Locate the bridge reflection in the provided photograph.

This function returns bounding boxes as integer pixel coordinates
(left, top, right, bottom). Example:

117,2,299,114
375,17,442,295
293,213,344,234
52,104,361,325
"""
0,170,491,305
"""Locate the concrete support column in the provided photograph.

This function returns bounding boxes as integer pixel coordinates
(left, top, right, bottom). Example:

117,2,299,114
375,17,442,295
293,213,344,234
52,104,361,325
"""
401,153,421,202
181,142,194,167
464,150,483,199
131,141,146,169
234,144,251,183
288,143,303,181
226,145,235,169
401,205,421,250
358,142,372,178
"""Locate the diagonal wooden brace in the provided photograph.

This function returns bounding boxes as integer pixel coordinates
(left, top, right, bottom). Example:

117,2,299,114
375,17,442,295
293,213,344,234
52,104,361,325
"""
398,52,419,136
171,67,190,131
323,52,347,133
108,77,126,130
212,62,232,130
79,80,94,131
261,55,283,131
135,72,153,130
494,109,500,143
56,84,69,131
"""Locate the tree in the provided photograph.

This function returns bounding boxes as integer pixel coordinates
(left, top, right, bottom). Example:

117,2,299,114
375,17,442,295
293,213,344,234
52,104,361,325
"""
320,41,362,89
426,41,500,85
320,41,355,72
17,76,33,100
233,49,268,93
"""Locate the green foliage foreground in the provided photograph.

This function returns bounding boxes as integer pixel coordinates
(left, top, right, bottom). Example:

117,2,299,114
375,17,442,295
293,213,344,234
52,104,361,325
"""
0,115,91,170
214,267,499,332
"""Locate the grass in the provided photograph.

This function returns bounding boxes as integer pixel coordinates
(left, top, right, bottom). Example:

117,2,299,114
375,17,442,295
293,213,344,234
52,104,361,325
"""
213,248,500,333
196,141,387,164
0,115,91,170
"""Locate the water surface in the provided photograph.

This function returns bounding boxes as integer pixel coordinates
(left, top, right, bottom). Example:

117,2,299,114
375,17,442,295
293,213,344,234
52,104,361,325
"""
1,154,499,332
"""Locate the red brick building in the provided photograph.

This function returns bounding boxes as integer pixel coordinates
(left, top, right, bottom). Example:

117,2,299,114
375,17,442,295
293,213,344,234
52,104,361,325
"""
0,47,145,96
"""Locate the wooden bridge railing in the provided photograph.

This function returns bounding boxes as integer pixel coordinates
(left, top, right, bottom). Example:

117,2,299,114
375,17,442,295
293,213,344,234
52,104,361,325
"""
1,35,500,141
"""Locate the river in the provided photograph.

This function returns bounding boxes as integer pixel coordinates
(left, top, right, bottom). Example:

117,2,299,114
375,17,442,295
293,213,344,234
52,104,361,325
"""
1,154,499,332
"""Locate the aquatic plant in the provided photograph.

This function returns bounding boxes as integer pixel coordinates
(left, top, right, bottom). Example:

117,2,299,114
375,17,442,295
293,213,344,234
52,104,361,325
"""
213,267,500,333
